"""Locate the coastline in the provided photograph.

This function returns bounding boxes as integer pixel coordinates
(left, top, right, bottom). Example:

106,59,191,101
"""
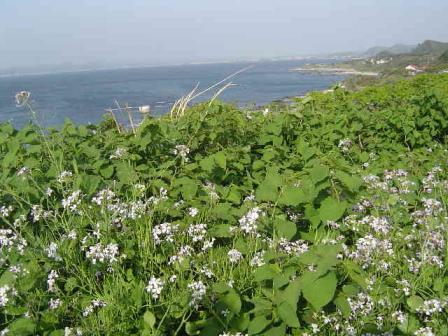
290,67,378,76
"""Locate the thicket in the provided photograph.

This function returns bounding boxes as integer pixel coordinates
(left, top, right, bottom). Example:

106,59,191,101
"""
0,74,447,335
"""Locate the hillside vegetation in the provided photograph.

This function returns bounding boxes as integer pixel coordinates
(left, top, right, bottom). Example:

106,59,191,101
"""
0,74,448,335
413,40,448,55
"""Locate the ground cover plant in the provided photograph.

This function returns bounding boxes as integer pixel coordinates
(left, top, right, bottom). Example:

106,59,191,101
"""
0,74,447,335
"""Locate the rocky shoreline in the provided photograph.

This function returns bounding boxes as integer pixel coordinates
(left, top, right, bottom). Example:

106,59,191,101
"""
290,66,379,76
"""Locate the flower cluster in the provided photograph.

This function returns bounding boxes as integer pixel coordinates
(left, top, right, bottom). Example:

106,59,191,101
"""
82,299,107,317
62,190,83,213
338,138,352,153
187,223,207,242
146,276,164,300
0,285,16,307
92,188,116,205
85,243,120,265
0,229,27,254
173,144,190,161
238,207,263,235
152,222,179,245
47,270,59,292
188,281,207,307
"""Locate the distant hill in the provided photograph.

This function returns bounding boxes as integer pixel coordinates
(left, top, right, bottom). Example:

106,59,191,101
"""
412,40,448,55
364,44,415,57
440,50,448,62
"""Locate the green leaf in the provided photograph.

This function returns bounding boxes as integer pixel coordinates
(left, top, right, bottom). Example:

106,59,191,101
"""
334,295,351,318
318,197,347,223
209,224,232,238
8,318,36,336
274,218,296,240
302,271,337,310
398,314,421,334
277,301,300,328
253,265,279,282
281,279,301,313
220,292,241,314
230,313,250,331
100,166,114,178
263,324,287,336
310,164,329,183
214,151,227,170
143,311,156,329
200,156,215,172
334,170,362,192
255,180,278,202
248,315,271,335
407,295,424,311
278,187,307,206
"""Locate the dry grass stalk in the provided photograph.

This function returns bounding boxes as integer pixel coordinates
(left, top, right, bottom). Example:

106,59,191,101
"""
106,108,122,134
169,65,254,120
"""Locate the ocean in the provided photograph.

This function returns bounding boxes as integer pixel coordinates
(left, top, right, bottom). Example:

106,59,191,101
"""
0,59,344,128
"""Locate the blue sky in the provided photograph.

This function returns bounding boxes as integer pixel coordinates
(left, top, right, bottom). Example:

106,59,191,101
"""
1,0,447,70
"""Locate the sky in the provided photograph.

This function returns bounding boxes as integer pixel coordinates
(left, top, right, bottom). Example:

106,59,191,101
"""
1,0,448,71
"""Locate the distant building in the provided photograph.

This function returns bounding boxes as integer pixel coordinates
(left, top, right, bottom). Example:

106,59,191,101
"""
405,65,424,75
376,58,389,64
368,58,390,65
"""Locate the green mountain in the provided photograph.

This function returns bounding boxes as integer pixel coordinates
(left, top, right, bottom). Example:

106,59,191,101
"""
364,44,415,57
440,50,448,62
412,40,448,55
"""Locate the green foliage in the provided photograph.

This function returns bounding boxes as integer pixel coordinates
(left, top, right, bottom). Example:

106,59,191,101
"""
0,74,447,335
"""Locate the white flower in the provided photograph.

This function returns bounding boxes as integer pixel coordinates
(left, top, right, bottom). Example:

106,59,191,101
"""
414,327,435,336
0,206,13,218
46,188,54,197
168,245,193,265
49,298,62,309
338,138,352,153
0,229,27,254
204,182,220,201
416,298,446,316
64,327,83,336
57,171,73,183
173,145,190,161
0,285,13,307
392,310,405,323
278,238,309,256
31,205,53,222
347,292,374,317
228,249,243,263
239,207,263,235
187,223,207,242
152,222,178,245
250,251,265,267
62,190,83,213
47,270,59,293
188,207,199,217
17,167,30,177
46,242,62,261
15,91,31,106
188,281,207,307
85,243,119,265
201,238,215,252
200,266,214,278
146,277,164,300
109,147,127,159
92,189,115,205
82,299,106,317
310,323,320,334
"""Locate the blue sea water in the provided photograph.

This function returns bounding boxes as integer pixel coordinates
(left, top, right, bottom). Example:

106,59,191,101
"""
0,60,344,128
